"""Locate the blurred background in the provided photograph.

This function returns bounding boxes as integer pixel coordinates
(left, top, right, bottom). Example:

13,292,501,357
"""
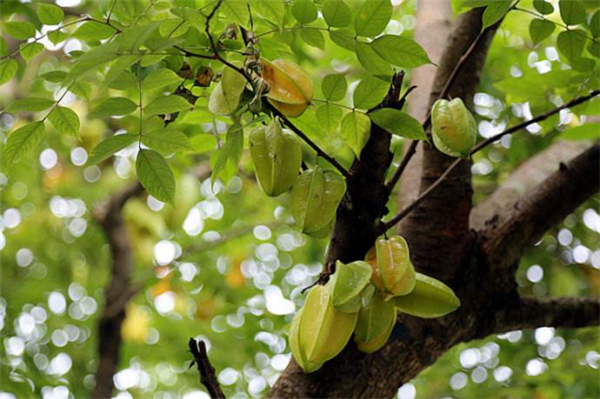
1,0,599,398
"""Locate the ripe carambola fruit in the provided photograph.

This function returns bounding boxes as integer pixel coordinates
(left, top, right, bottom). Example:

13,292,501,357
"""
290,165,346,237
290,285,358,372
249,120,302,197
365,236,416,299
261,59,313,117
431,98,477,159
328,260,373,313
394,273,460,318
354,292,397,354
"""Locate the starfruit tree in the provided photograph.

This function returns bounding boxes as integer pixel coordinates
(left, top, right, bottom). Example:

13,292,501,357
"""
1,0,599,398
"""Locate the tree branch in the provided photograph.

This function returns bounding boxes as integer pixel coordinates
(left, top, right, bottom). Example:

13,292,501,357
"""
188,338,226,399
382,90,600,232
494,296,600,334
480,143,599,287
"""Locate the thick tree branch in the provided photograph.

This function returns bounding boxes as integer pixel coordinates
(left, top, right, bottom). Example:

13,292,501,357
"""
479,144,599,287
470,140,592,231
493,296,600,334
188,339,226,399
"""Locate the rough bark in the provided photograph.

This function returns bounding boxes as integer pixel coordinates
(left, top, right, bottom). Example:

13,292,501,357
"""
477,144,600,291
470,140,593,231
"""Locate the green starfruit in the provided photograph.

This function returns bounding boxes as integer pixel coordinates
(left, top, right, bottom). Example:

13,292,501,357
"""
394,273,460,318
290,165,346,237
431,98,477,159
289,308,324,373
290,285,358,372
328,260,373,313
354,291,397,353
249,120,302,197
365,235,416,299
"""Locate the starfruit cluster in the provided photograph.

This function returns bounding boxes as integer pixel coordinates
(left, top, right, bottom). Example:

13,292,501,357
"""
431,98,477,159
290,236,461,373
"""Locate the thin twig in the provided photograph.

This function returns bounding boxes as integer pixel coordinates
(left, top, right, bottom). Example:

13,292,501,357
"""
188,339,226,399
380,89,600,232
273,109,350,179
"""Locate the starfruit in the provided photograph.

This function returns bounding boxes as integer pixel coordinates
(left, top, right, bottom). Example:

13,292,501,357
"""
290,165,347,237
249,120,302,197
431,98,477,159
394,273,460,318
261,58,313,117
328,260,373,313
290,284,358,372
289,308,324,373
354,291,397,354
365,236,416,299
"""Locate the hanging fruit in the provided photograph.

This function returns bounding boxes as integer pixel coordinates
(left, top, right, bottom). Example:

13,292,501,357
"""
290,165,346,237
328,260,373,313
365,236,416,299
249,119,302,197
431,98,477,159
394,273,460,318
354,291,397,354
261,58,313,117
289,285,358,373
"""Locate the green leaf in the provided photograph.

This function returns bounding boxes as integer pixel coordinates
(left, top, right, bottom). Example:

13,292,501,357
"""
329,30,356,51
322,0,352,28
557,29,586,63
145,95,192,116
300,29,325,49
19,42,44,61
109,70,137,90
214,123,244,178
143,68,183,90
559,0,586,25
48,29,68,45
356,42,393,81
588,41,600,59
0,37,7,57
369,108,426,140
73,21,116,41
5,122,45,164
254,0,285,26
370,35,431,69
561,123,600,140
0,59,18,86
316,104,343,135
141,129,193,153
533,0,554,15
67,41,119,82
37,3,65,25
90,97,138,118
40,70,67,83
322,74,347,101
353,76,389,110
354,0,392,37
481,0,512,29
48,106,80,137
4,21,36,40
7,97,55,113
87,134,139,165
341,111,371,158
221,0,250,28
292,0,318,24
529,19,555,45
136,149,176,203
590,10,600,38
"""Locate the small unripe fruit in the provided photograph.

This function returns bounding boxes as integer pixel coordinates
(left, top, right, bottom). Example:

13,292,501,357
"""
431,98,477,159
365,236,416,299
328,260,373,313
394,273,460,318
354,292,397,353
